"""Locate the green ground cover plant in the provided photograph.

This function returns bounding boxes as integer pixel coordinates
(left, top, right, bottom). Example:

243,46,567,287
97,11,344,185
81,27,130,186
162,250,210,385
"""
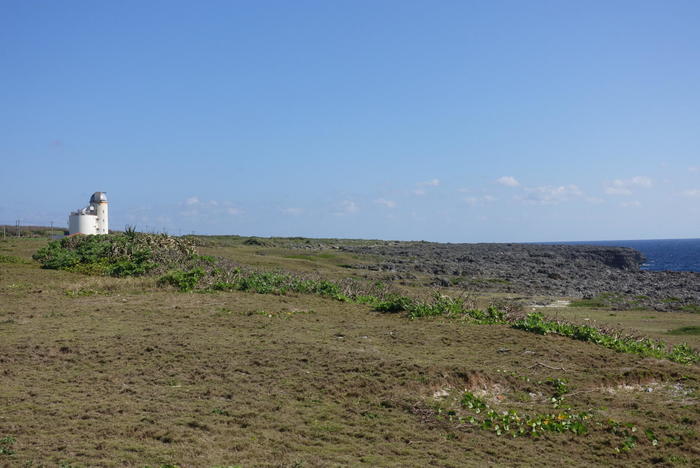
667,326,700,335
513,312,699,364
0,254,30,264
0,436,15,455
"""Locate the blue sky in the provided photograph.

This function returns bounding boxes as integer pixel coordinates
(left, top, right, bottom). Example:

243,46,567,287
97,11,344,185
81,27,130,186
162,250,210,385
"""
2,0,699,242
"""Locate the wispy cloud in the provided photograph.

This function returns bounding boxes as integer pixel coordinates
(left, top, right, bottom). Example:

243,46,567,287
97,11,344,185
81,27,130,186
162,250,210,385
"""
689,166,699,173
412,178,440,196
281,207,304,215
519,185,583,205
418,178,440,187
620,200,641,208
683,189,700,197
335,200,359,215
604,176,652,196
226,207,243,216
497,176,520,187
180,197,242,217
464,195,497,206
374,198,397,208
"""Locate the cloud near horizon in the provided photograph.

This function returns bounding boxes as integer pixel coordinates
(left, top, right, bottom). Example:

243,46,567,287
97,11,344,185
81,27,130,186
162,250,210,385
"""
374,198,397,208
418,178,440,187
604,176,652,196
180,196,243,217
336,200,359,215
497,176,520,187
464,195,497,206
519,185,583,205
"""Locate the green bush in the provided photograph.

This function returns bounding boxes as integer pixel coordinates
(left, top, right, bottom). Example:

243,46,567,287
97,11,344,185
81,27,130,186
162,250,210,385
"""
158,268,205,292
0,254,30,264
374,295,414,313
33,233,194,278
512,312,699,364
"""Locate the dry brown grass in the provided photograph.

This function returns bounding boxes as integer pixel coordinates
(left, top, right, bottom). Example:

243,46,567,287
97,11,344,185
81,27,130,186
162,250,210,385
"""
0,238,698,467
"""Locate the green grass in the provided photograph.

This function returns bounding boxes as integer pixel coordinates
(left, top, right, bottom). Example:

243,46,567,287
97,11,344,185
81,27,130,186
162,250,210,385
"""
0,254,30,264
668,326,700,335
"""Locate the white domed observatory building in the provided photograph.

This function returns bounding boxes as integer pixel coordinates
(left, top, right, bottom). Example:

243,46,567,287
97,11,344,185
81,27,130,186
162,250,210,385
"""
68,192,109,235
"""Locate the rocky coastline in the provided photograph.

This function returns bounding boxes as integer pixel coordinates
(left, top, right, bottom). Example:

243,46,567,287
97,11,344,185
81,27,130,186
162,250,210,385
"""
335,242,699,311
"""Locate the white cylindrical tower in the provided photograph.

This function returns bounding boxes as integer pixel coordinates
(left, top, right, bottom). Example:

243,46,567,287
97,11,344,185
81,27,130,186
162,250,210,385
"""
68,209,98,235
90,192,109,234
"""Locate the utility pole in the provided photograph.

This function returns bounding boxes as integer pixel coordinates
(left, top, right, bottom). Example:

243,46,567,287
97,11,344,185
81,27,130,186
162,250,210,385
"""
16,220,20,238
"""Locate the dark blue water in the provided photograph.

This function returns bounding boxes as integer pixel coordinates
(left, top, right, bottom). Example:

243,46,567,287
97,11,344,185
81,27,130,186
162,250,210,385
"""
555,239,700,272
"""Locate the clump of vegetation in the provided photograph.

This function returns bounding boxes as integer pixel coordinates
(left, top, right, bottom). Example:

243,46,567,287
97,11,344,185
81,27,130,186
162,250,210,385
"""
33,232,196,277
570,292,625,309
0,254,30,264
158,268,206,292
374,292,506,323
0,436,15,455
513,312,700,364
374,295,414,313
452,392,590,437
207,270,350,300
667,326,700,335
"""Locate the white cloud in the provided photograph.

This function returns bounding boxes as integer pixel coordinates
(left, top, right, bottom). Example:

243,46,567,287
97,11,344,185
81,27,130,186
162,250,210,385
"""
412,178,440,195
226,207,242,216
620,200,641,208
605,176,652,195
497,176,520,187
585,197,605,204
520,185,583,205
689,166,699,173
374,198,397,208
418,178,440,187
282,207,304,215
683,189,700,197
464,195,497,207
336,200,359,215
180,197,242,217
604,187,632,196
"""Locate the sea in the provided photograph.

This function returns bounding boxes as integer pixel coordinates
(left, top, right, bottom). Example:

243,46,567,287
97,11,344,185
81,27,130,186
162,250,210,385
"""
551,238,700,273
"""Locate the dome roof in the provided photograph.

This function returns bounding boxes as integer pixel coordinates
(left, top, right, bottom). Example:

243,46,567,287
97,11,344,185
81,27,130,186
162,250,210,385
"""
90,192,108,203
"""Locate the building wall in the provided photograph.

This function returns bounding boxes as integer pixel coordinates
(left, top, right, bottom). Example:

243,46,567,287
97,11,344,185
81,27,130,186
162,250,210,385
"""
68,213,98,235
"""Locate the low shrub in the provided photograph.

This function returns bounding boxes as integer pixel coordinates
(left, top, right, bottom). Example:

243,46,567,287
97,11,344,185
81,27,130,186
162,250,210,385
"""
374,295,414,313
0,254,30,264
33,233,195,277
158,268,205,292
513,312,699,364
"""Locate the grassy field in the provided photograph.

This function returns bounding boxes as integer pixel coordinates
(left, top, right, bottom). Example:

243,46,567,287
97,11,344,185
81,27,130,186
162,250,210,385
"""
1,237,699,467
